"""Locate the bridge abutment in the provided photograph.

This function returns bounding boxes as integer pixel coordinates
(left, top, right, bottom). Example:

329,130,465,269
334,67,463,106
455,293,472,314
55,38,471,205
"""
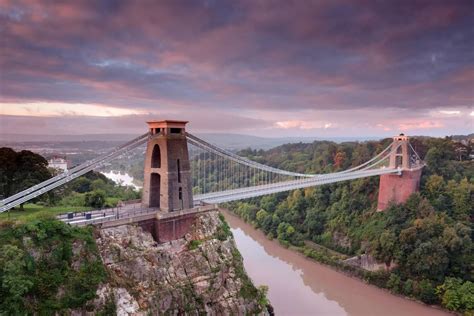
100,205,218,243
377,169,422,211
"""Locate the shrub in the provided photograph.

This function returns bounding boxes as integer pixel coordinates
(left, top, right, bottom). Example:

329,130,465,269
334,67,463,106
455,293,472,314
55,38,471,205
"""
436,277,474,313
386,274,401,293
187,240,202,250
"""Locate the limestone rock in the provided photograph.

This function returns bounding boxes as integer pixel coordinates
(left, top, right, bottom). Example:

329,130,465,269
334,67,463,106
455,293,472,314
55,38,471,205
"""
90,211,268,315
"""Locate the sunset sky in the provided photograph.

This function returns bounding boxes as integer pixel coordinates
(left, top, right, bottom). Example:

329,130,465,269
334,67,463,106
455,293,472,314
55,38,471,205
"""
1,0,473,137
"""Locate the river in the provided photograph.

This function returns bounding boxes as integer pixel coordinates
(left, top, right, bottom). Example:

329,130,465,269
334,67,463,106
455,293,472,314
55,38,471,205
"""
222,210,449,316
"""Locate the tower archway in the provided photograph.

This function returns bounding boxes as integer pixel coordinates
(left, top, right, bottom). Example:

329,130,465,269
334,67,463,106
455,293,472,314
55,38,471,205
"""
151,144,161,168
150,173,161,207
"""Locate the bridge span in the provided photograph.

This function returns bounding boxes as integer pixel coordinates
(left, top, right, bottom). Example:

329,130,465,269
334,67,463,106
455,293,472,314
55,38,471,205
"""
1,120,424,233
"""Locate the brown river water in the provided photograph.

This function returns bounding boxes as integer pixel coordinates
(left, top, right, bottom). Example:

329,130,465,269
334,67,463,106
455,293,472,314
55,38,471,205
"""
222,210,450,316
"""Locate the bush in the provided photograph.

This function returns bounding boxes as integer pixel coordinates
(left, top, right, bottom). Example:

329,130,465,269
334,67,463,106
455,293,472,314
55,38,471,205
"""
402,279,414,296
416,279,438,304
84,190,106,209
215,213,232,241
386,274,401,293
436,277,474,313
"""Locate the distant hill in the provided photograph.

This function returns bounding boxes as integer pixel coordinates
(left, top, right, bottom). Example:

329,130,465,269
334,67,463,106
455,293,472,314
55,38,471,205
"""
451,133,474,141
0,132,382,150
0,133,138,143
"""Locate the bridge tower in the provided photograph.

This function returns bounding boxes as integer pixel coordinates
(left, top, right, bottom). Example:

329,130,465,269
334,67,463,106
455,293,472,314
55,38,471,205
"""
377,134,422,211
142,120,193,212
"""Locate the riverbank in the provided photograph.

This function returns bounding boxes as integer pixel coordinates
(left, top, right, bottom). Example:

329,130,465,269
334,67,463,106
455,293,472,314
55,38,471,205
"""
221,208,452,316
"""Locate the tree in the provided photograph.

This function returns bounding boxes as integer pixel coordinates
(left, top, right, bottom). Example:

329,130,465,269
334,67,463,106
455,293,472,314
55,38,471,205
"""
304,207,326,237
417,279,438,304
424,175,447,211
436,278,474,313
277,222,295,242
386,274,401,293
373,230,397,267
333,151,347,169
0,245,34,312
84,190,106,209
446,178,472,221
0,148,17,198
0,148,51,209
256,209,269,226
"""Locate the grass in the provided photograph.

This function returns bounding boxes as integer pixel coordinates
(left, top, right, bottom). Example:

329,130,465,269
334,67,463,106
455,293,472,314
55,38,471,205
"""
0,203,92,222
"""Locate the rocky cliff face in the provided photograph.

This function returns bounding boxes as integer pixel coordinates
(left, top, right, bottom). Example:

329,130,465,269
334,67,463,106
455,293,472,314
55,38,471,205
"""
85,211,268,315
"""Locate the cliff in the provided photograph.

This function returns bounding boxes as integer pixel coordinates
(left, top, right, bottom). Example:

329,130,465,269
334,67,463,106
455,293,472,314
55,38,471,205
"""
88,211,269,315
0,212,269,315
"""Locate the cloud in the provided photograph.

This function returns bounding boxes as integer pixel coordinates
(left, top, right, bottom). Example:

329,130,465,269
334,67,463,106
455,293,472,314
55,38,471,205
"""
0,0,472,136
0,102,146,117
275,120,333,130
439,110,461,115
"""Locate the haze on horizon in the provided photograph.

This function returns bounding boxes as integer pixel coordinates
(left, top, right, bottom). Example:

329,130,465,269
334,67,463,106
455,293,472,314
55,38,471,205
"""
0,0,473,138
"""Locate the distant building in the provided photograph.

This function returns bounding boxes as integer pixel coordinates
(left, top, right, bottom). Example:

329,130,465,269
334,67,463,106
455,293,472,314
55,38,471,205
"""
48,157,68,171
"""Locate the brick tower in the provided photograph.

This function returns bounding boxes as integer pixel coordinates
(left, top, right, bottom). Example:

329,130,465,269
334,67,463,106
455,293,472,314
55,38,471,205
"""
377,134,422,211
142,120,193,211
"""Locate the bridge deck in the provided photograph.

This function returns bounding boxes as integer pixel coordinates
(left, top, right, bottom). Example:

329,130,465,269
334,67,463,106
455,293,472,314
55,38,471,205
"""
195,167,401,204
58,203,218,227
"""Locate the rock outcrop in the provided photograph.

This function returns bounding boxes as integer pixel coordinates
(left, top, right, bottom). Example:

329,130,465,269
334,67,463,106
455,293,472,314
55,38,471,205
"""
344,254,393,272
88,211,268,315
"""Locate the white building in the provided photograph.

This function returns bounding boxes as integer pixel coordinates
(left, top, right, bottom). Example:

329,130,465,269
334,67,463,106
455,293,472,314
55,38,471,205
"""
48,157,68,171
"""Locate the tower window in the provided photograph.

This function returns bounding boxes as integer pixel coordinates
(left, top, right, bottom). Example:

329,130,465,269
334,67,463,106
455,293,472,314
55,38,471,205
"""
177,159,181,183
179,187,183,200
170,128,182,134
151,144,161,168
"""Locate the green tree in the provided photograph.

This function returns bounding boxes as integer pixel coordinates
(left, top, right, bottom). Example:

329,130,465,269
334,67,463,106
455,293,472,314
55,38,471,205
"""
373,230,397,267
304,207,326,237
84,190,106,209
0,245,34,312
436,278,474,313
256,209,269,226
417,279,438,304
277,222,295,242
424,175,448,211
386,274,401,293
0,148,51,209
0,147,17,198
446,178,473,221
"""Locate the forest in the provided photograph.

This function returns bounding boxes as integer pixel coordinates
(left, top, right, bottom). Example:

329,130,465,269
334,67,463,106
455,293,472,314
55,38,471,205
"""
225,137,473,314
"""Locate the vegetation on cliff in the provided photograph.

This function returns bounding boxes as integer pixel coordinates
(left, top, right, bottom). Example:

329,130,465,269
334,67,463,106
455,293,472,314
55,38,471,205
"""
0,212,269,315
0,218,106,314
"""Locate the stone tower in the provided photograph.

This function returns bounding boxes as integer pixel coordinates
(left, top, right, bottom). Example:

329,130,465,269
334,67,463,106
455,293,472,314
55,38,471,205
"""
142,120,193,211
377,134,422,211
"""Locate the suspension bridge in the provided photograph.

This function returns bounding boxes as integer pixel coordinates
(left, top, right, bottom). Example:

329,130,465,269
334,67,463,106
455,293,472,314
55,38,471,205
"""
0,120,424,234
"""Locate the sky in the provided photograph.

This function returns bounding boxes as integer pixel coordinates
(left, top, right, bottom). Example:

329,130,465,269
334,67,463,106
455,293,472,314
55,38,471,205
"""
0,0,473,138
